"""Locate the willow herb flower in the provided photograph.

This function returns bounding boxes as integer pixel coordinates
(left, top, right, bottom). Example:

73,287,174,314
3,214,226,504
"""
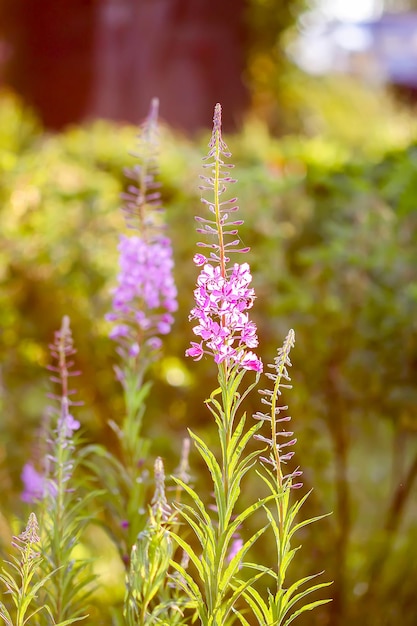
12,512,41,552
185,103,262,373
21,316,80,504
21,463,50,503
19,318,91,625
107,98,177,361
107,234,177,357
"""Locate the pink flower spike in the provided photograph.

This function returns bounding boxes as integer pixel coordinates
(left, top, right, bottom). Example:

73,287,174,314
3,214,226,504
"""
108,235,177,358
186,104,263,373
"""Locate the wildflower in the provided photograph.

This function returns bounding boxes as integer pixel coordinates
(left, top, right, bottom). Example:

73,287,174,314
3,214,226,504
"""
186,260,261,371
48,315,81,446
21,463,45,503
186,103,262,373
107,99,177,359
107,235,177,357
22,317,81,503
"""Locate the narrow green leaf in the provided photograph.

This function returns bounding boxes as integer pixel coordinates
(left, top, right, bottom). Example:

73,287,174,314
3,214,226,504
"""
175,504,215,556
287,512,332,543
220,526,267,594
281,580,333,621
241,585,271,624
172,478,212,528
228,422,263,478
169,532,205,581
189,431,226,523
223,569,266,620
282,598,332,626
169,562,206,619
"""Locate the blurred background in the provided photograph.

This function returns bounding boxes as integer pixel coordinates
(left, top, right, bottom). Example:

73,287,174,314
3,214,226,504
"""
0,0,417,625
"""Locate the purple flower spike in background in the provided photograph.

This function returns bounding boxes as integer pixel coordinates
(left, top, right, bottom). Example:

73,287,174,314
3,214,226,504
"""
21,316,81,504
107,98,177,361
107,234,177,358
185,103,262,373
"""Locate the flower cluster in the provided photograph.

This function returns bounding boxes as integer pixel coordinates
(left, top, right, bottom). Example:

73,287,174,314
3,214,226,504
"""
186,259,262,371
107,99,177,359
185,103,262,373
107,234,177,357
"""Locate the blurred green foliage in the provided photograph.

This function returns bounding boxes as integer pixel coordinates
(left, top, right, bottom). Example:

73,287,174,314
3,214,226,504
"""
0,87,417,625
244,0,306,129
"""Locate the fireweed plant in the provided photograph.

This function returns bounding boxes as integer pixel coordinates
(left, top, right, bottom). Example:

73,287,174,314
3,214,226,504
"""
12,102,332,625
16,318,94,625
168,104,332,625
84,97,180,568
0,513,76,626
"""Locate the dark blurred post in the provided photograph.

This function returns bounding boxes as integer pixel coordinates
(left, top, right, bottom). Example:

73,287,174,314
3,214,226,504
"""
1,0,248,132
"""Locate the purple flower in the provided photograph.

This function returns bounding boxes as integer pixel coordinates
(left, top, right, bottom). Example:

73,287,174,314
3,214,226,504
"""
21,463,45,503
22,317,82,504
108,99,177,360
186,104,262,373
193,253,207,266
186,260,262,372
21,463,58,503
107,235,177,356
187,341,204,360
58,413,80,438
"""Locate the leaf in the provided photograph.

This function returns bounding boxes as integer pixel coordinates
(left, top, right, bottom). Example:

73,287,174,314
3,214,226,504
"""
168,562,206,621
219,526,267,595
0,601,13,626
241,585,271,624
281,579,333,622
169,532,205,582
188,431,226,524
174,502,215,555
172,478,213,529
287,512,332,543
282,598,333,626
228,421,263,479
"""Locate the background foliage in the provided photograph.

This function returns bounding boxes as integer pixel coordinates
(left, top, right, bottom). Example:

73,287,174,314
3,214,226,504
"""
0,85,417,626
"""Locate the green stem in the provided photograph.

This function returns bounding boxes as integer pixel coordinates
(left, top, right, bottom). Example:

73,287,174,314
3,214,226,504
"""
213,118,226,280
